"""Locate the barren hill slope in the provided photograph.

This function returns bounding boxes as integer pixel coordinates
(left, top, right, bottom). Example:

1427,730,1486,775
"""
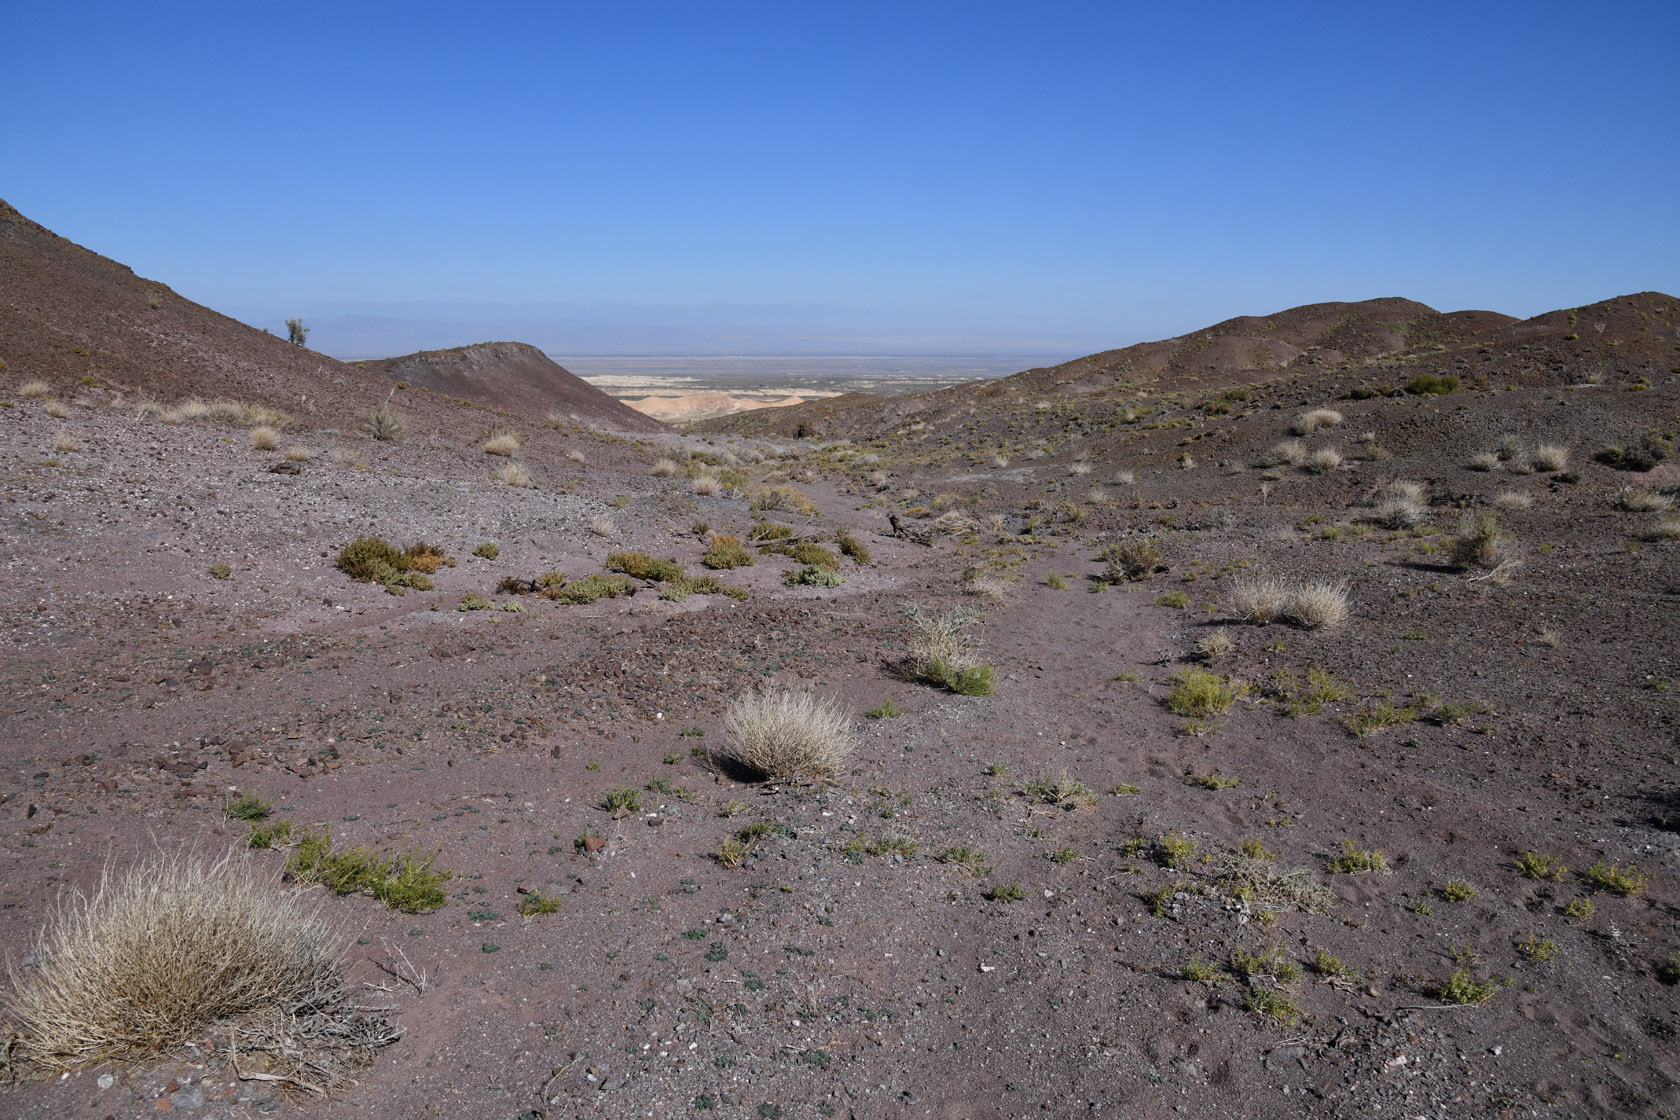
362,341,665,432
698,293,1679,441
0,199,402,420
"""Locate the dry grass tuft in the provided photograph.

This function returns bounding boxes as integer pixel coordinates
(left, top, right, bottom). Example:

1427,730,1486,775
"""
1615,487,1671,513
590,513,618,537
51,429,79,453
1493,490,1533,510
567,448,587,466
1644,517,1680,542
652,457,680,477
1194,628,1235,660
716,688,853,781
963,575,1013,601
45,401,70,418
1466,451,1501,472
19,379,52,399
492,462,531,487
1531,443,1570,472
1372,480,1427,528
1450,509,1504,569
1229,578,1348,629
1306,447,1343,474
1259,439,1308,467
284,446,316,462
1291,409,1343,436
902,605,994,694
692,473,723,496
481,431,523,457
365,402,405,442
250,425,280,451
4,848,344,1072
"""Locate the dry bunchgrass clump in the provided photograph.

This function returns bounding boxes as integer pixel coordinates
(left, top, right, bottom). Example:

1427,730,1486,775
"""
19,379,52,399
481,431,523,456
590,513,618,537
4,848,342,1072
134,399,164,420
1306,447,1342,474
492,462,531,487
1291,408,1344,435
567,449,587,466
1645,517,1680,542
1260,439,1308,467
1450,509,1504,569
1372,480,1427,528
1229,577,1349,629
990,453,1010,468
716,688,853,781
45,400,70,418
1466,451,1502,472
1069,461,1093,476
250,425,280,450
1531,443,1570,472
1615,487,1671,513
284,446,316,461
1493,490,1533,510
1113,470,1136,485
1194,628,1235,660
366,402,405,442
963,575,1013,601
51,429,80,452
692,474,723,496
652,457,680,477
751,484,820,516
902,605,994,694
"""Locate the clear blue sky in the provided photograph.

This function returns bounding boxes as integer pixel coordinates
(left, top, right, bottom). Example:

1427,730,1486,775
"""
5,1,1677,355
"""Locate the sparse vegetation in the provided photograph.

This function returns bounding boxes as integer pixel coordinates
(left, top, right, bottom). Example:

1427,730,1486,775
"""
285,831,449,912
1582,860,1648,896
1516,851,1568,882
1097,538,1164,581
1403,372,1459,397
1020,770,1097,811
337,536,436,594
1166,666,1248,718
1327,839,1386,873
1228,577,1349,629
702,534,755,569
366,401,405,441
1449,509,1504,569
1291,408,1343,435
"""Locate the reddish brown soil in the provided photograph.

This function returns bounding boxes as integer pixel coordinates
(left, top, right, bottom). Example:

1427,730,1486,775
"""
1,204,1678,1120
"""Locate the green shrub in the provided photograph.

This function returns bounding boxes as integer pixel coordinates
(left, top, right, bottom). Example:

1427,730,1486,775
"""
1097,538,1164,581
547,574,635,604
1403,373,1460,397
748,522,794,541
836,532,871,564
284,830,448,912
222,790,272,821
1595,432,1673,472
1515,851,1568,882
607,551,683,581
785,566,844,587
209,563,231,580
472,541,500,560
600,787,642,817
1582,860,1648,896
1021,770,1096,810
458,595,494,611
1166,667,1247,718
1327,839,1386,874
701,534,754,570
338,536,433,594
790,542,838,569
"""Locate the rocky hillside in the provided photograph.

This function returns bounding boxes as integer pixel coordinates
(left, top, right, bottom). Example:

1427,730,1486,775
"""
362,341,665,432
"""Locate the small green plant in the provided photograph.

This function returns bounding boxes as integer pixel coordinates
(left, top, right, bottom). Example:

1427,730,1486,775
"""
457,595,493,611
337,536,433,594
1155,832,1196,869
1563,896,1595,920
518,891,562,917
1153,590,1190,609
1657,956,1680,985
715,837,749,869
835,532,871,564
208,562,231,580
1440,879,1477,902
222,790,272,821
1097,538,1164,581
1166,666,1248,718
1515,851,1568,881
1437,968,1502,1005
1045,572,1069,590
1191,769,1239,790
1403,372,1460,397
701,534,755,570
1328,839,1386,874
1182,956,1230,986
473,541,500,560
983,881,1026,903
285,831,449,912
1021,770,1096,810
1049,847,1079,865
865,701,903,719
1272,667,1349,716
1582,860,1648,896
1312,948,1347,976
1518,935,1557,963
1110,781,1141,795
937,847,992,875
607,550,684,581
246,820,294,850
600,787,642,817
1343,698,1419,737
984,761,1006,776
1244,987,1301,1024
1229,945,1301,983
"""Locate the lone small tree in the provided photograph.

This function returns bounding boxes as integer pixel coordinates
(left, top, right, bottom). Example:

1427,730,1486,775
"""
285,318,310,348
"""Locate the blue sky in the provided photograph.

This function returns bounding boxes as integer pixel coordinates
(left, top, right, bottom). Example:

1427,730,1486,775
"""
5,1,1677,356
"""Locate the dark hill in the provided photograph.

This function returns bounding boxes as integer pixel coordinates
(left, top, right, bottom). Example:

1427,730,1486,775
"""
361,342,663,433
0,198,400,419
697,293,1678,441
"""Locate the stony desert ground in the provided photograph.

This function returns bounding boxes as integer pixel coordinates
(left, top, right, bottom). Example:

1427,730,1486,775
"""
2,203,1678,1119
